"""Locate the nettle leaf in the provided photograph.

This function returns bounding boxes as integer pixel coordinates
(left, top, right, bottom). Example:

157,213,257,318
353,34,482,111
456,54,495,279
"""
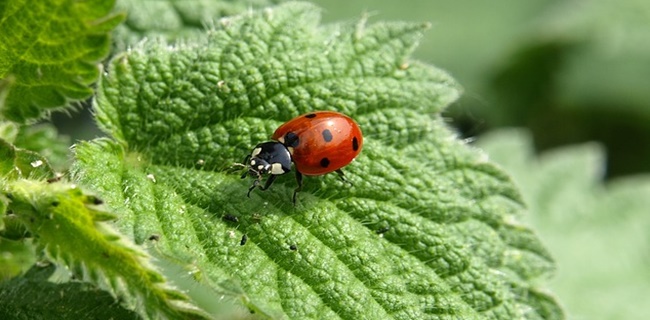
13,124,72,171
541,0,650,112
0,138,54,180
0,237,36,281
0,264,140,319
114,0,283,50
0,121,71,172
478,129,650,319
3,179,208,319
73,2,561,319
0,0,123,123
0,136,53,271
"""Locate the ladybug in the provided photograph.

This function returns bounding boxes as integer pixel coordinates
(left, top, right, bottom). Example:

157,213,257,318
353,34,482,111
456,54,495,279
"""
241,111,363,203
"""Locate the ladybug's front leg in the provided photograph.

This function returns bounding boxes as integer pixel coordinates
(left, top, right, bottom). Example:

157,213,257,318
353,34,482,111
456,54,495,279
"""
292,171,303,205
247,178,260,197
259,174,278,191
247,175,277,198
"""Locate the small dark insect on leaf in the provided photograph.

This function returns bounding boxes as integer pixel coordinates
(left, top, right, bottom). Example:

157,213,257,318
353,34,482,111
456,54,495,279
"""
289,244,297,251
148,234,160,241
46,174,63,183
222,214,239,223
90,196,104,205
376,226,390,235
240,234,248,246
83,195,103,205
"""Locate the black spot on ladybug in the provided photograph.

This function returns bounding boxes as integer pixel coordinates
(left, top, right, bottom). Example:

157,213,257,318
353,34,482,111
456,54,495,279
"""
285,132,300,147
352,137,359,151
289,244,297,251
240,234,248,246
304,113,317,118
322,129,333,142
320,157,330,168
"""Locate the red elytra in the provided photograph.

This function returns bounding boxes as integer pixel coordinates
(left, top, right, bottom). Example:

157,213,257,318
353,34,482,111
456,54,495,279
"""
272,111,363,175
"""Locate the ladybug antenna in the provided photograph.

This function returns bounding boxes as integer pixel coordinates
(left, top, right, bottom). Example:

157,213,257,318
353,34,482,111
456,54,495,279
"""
230,162,253,179
230,162,246,171
248,167,263,180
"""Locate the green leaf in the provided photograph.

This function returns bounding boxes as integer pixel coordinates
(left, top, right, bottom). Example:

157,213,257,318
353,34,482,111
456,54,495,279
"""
13,124,71,171
74,2,561,318
0,264,140,320
0,196,6,231
0,122,19,143
541,0,650,112
482,0,650,176
0,138,54,180
114,0,282,50
0,0,124,123
0,237,36,281
482,0,650,121
0,122,71,172
3,179,208,319
0,77,12,114
478,129,650,319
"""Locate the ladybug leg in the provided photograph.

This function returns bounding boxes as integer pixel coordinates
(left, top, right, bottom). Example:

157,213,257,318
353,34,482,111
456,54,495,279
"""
247,173,274,197
335,169,346,181
247,179,260,197
335,169,353,186
259,174,278,191
293,171,303,205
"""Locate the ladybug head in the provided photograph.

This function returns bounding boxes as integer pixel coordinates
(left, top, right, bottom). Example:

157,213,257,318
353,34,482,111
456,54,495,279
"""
239,141,293,199
249,157,271,175
246,141,292,176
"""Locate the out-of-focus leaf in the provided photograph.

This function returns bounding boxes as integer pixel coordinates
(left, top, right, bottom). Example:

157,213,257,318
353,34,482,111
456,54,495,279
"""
0,264,141,320
478,128,650,319
3,179,208,319
113,0,283,50
0,0,123,122
0,237,36,281
13,124,71,171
